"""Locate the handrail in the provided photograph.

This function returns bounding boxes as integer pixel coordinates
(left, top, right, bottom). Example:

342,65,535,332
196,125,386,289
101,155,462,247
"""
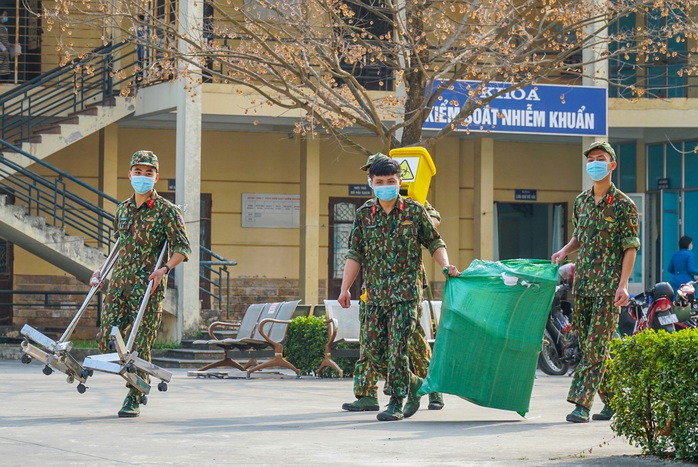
0,40,155,144
0,289,104,325
0,140,238,314
0,138,118,248
0,40,237,318
199,245,236,318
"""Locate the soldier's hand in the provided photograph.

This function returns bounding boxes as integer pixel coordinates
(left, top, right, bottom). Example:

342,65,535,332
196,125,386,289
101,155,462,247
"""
614,286,630,307
443,265,460,277
551,251,565,264
89,269,103,289
149,267,168,290
338,290,351,308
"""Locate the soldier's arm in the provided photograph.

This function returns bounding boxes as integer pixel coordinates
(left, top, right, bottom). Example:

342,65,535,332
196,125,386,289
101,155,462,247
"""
614,201,640,306
166,206,192,262
424,200,441,227
340,212,365,307
432,247,459,277
615,248,637,307
338,259,360,308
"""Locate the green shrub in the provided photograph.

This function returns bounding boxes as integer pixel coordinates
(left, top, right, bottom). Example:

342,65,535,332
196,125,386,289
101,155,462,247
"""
607,328,698,461
284,315,357,377
285,315,330,376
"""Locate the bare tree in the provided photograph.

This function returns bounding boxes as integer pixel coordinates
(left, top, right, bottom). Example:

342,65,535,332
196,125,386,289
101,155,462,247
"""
43,0,697,154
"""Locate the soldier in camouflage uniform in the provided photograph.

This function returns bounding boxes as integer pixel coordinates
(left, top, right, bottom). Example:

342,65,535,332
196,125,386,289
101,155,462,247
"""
338,157,460,421
342,153,444,417
91,150,191,418
551,141,639,423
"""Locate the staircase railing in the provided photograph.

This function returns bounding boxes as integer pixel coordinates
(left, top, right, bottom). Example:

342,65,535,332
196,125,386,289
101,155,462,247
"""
0,40,139,144
0,41,237,314
0,139,119,248
0,140,237,312
200,245,237,317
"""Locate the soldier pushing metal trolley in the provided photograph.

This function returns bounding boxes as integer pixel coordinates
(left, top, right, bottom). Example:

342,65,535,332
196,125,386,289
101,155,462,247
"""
83,242,173,404
86,150,191,418
19,243,120,394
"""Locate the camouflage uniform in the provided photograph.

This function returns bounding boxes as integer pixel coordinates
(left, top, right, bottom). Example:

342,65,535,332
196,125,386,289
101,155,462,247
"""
96,154,191,391
567,183,640,410
354,201,439,397
347,195,446,398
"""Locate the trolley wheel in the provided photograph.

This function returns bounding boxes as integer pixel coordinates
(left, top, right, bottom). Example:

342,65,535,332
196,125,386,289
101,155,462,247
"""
66,374,75,384
107,340,115,351
21,354,32,364
42,365,53,376
140,395,148,406
77,383,87,394
157,381,168,392
126,363,136,374
79,369,93,380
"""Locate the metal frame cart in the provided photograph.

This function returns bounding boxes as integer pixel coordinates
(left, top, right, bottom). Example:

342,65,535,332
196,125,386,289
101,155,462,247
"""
81,242,172,405
19,243,121,393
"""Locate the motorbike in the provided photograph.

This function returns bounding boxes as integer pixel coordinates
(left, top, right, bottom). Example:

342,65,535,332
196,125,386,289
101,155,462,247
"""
618,281,681,336
538,263,580,376
672,281,697,331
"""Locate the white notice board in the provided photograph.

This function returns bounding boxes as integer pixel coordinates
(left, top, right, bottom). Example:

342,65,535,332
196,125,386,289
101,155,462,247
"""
242,193,300,228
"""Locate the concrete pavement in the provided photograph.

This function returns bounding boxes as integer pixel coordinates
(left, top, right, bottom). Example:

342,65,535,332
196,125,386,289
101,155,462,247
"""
0,359,667,466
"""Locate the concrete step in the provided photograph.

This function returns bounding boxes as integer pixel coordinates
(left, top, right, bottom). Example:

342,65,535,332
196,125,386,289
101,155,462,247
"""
163,348,224,360
180,339,221,350
151,356,217,369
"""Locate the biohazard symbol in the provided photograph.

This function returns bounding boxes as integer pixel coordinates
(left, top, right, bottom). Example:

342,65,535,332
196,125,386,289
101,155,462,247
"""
399,160,414,180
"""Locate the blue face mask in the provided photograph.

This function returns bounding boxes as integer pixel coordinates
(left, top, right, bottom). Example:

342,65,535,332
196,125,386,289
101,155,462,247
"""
1,17,8,24
131,175,156,194
586,161,610,181
373,184,400,201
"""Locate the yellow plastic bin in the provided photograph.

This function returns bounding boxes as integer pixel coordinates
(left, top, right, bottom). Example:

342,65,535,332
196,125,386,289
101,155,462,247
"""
389,147,436,205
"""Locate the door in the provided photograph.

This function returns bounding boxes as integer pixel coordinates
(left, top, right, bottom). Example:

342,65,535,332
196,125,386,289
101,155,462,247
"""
0,190,14,325
328,197,367,300
494,202,566,261
627,194,645,296
647,190,680,285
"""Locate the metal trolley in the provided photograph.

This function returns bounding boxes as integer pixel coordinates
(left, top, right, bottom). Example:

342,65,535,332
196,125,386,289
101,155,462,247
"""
19,243,121,393
81,242,172,405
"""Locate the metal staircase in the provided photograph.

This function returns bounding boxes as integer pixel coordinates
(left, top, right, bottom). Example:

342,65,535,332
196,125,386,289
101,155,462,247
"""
0,41,140,172
0,42,235,331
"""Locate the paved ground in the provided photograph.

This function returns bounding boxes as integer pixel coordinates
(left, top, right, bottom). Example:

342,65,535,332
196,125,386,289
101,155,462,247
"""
0,358,677,466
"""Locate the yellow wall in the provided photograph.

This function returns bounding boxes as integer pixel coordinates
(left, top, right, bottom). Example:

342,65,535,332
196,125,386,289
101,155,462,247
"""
14,126,584,287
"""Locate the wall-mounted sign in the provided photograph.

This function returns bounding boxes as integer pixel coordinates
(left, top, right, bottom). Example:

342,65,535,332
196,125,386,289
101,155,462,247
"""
349,184,372,197
242,193,300,228
424,80,607,137
515,189,537,201
657,178,670,190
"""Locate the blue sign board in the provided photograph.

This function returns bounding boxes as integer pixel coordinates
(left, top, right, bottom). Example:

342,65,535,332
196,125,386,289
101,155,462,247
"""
423,80,607,137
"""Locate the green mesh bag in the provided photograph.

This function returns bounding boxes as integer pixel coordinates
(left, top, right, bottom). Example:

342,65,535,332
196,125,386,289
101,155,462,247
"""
418,259,558,416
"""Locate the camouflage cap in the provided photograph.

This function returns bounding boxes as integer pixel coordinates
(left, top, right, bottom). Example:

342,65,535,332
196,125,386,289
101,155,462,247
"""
130,150,159,171
359,152,388,171
583,141,616,161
